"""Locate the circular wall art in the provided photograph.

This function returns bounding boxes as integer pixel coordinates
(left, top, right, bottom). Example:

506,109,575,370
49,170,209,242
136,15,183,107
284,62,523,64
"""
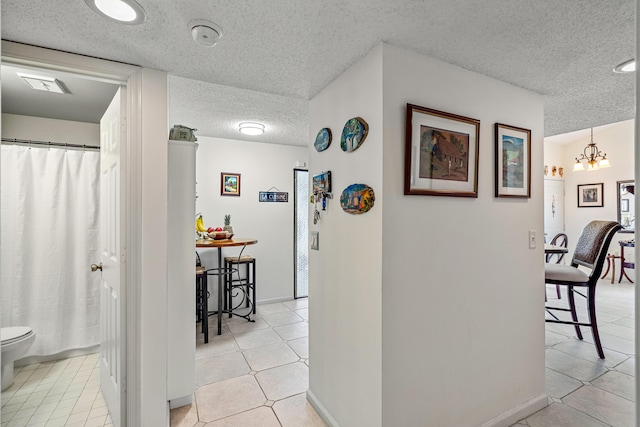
314,128,332,152
340,117,369,152
340,183,375,214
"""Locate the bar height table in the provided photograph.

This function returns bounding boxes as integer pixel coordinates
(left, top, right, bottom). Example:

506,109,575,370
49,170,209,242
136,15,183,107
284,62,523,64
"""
196,238,258,336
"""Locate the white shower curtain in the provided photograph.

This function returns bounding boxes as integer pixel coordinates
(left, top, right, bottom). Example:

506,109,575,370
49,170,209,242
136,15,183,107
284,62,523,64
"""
1,144,101,357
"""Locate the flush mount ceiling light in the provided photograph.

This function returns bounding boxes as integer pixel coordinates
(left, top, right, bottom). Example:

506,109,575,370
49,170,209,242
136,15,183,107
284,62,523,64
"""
613,59,636,73
17,73,67,94
189,20,223,47
573,128,611,171
239,122,265,135
84,0,147,25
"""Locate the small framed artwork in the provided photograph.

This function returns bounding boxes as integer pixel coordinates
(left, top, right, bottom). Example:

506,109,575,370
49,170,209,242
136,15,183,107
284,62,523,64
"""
495,123,531,198
221,172,241,196
577,183,603,207
310,231,319,250
312,171,331,194
404,103,480,197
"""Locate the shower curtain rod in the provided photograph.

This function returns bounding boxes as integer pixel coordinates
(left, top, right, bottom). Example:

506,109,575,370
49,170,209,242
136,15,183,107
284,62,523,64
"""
1,137,100,151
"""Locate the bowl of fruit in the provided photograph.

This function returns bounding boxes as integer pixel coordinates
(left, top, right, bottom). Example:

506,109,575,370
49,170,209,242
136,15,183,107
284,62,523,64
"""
207,227,233,240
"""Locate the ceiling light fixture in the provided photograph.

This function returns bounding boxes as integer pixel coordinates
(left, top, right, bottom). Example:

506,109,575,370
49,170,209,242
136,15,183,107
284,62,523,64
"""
573,128,611,171
613,59,636,73
189,20,223,47
84,0,147,25
239,122,265,136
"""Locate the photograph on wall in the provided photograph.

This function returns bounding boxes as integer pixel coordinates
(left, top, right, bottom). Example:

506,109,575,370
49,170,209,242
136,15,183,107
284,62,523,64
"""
494,123,531,198
221,172,241,196
577,183,603,207
312,171,331,194
404,103,479,197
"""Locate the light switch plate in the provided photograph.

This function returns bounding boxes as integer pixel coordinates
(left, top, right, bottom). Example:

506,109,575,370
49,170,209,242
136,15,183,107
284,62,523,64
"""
529,230,537,249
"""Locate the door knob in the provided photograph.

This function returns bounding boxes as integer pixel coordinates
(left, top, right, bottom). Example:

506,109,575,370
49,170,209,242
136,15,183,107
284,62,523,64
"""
91,263,103,272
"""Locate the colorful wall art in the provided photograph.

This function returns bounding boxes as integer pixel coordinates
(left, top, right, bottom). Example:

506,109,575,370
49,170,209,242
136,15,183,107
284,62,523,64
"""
340,117,369,152
340,184,375,214
314,128,332,152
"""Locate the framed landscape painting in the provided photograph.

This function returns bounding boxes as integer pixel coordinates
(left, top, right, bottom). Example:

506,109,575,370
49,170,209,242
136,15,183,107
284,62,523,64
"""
495,123,531,198
221,172,241,196
404,104,480,197
577,183,603,207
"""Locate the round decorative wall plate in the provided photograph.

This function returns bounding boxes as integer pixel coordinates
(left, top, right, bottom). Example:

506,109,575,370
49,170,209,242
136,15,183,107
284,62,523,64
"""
340,184,375,214
340,117,368,152
314,128,332,152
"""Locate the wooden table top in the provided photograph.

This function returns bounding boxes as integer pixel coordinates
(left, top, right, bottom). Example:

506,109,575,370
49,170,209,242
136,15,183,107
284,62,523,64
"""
196,238,258,248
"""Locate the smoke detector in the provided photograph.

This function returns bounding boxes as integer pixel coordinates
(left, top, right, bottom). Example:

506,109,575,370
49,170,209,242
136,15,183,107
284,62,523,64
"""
189,20,223,47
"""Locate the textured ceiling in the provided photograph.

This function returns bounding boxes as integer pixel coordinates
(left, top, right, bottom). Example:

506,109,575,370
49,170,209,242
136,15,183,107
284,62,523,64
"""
1,0,635,146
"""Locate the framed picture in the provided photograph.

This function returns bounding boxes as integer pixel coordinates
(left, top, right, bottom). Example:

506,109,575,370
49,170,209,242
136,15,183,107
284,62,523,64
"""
404,103,480,197
577,183,603,207
495,123,531,198
221,172,241,196
312,171,331,194
621,198,629,213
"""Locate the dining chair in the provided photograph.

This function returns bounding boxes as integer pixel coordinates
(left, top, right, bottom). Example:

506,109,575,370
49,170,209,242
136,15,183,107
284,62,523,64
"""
544,220,622,359
546,232,568,299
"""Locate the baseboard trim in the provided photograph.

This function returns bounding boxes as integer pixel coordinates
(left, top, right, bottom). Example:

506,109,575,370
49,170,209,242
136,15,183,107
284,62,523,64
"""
307,389,340,427
481,393,548,427
169,395,192,410
256,296,294,305
16,345,100,367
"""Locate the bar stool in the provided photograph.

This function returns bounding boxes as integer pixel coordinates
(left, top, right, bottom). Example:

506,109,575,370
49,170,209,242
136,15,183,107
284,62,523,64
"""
195,265,209,341
224,255,256,317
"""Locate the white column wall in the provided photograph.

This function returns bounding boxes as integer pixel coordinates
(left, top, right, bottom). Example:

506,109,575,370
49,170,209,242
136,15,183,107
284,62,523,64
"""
194,136,308,303
380,44,545,426
308,45,384,427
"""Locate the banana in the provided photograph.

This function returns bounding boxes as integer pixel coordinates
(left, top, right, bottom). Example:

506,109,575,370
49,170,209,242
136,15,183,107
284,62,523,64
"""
196,215,207,233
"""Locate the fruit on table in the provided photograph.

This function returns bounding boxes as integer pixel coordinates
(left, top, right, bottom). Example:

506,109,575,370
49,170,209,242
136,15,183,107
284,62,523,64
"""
207,227,214,233
215,227,223,231
195,214,207,233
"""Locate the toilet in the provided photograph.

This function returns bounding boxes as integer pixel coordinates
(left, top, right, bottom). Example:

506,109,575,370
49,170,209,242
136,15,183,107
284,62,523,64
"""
1,326,35,391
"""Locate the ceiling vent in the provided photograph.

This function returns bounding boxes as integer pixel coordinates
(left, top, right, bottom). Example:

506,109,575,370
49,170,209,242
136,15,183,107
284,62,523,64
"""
17,73,68,94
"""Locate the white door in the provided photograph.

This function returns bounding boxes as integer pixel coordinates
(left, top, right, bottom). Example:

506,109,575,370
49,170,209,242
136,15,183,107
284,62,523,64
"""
544,179,565,241
99,87,126,426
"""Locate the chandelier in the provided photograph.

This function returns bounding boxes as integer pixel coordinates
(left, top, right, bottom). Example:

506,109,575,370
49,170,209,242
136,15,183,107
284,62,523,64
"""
573,128,611,171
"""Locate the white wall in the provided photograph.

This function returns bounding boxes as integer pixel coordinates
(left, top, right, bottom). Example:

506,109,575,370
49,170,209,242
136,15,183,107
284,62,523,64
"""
195,136,308,303
2,113,99,145
381,44,545,426
309,43,546,427
545,120,635,277
308,45,384,427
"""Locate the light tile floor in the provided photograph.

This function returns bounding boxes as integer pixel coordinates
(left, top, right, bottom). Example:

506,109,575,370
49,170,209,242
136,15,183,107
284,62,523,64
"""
1,353,112,427
171,298,326,427
512,280,636,427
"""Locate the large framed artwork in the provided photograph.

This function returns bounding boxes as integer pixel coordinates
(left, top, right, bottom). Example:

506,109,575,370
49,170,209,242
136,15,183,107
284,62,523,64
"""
495,123,531,198
577,183,603,207
404,104,480,197
221,172,241,196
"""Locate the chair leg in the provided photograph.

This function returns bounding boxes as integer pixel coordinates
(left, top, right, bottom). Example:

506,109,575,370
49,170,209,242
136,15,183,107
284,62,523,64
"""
567,286,583,340
245,263,250,309
587,287,605,359
252,260,257,314
555,285,561,299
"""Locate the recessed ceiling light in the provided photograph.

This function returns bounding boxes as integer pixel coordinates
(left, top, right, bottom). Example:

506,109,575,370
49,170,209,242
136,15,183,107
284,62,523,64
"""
17,73,67,94
84,0,147,25
189,20,223,47
613,59,635,73
239,122,265,135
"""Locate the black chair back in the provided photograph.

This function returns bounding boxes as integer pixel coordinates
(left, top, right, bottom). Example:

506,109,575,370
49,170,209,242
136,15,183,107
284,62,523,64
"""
571,221,622,277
